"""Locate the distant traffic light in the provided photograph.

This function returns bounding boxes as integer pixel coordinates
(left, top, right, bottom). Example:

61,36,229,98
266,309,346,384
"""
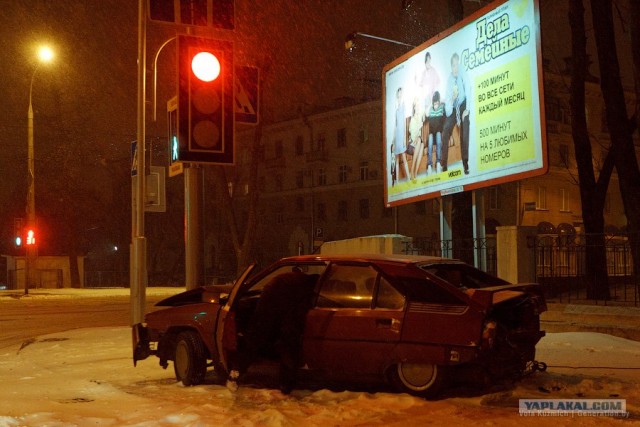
176,35,234,165
13,218,23,247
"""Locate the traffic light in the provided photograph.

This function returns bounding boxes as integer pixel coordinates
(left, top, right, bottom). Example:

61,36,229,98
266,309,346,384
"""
177,35,234,164
25,229,36,246
13,218,23,247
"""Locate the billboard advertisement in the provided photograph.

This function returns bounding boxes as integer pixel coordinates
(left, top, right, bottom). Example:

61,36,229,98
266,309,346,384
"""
383,0,546,207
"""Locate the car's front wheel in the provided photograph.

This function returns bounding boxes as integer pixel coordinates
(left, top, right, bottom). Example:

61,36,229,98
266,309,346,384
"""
173,331,207,386
388,362,445,399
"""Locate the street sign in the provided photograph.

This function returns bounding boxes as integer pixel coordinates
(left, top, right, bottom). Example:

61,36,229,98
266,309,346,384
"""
234,66,259,124
148,0,235,29
131,141,138,177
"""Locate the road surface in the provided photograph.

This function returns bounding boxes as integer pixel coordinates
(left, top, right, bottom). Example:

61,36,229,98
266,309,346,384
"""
0,287,180,350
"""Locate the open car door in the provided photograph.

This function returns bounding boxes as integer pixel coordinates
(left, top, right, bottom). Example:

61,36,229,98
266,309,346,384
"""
215,263,256,373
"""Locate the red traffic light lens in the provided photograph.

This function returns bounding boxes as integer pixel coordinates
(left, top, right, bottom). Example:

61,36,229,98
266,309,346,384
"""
26,229,36,245
191,52,220,82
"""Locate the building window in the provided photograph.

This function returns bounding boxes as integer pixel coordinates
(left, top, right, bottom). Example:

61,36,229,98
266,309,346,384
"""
559,144,569,167
545,96,570,124
317,202,326,221
316,132,326,152
560,188,570,212
296,170,304,188
295,135,304,156
256,144,265,161
275,174,283,192
537,186,547,210
359,161,369,181
296,196,305,212
489,186,499,210
339,165,348,183
359,128,368,144
415,201,426,215
275,140,283,158
338,200,348,221
317,168,327,186
337,127,347,148
359,198,370,219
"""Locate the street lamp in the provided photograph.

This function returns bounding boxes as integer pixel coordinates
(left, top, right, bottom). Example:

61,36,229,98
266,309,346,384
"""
344,32,416,52
25,45,54,294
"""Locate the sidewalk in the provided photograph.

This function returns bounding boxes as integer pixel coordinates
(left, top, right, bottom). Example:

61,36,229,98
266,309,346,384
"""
542,302,640,342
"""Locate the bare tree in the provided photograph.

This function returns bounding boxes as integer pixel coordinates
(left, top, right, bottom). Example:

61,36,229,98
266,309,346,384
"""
568,0,614,299
211,70,266,276
589,0,640,287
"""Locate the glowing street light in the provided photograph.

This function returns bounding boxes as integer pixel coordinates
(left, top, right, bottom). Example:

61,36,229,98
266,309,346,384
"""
26,44,54,294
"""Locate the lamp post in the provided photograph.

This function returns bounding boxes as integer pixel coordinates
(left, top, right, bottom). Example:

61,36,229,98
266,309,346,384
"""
25,45,54,294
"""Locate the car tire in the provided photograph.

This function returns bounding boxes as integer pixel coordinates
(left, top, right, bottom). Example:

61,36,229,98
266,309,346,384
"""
173,331,207,386
388,362,445,399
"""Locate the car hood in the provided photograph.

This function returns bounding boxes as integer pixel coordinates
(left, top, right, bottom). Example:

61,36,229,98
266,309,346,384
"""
466,283,547,312
155,284,234,307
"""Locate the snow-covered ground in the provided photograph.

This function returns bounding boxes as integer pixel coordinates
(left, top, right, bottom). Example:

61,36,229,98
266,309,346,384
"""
0,326,638,426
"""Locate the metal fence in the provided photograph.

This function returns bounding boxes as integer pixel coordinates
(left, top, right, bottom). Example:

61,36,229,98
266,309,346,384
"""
532,233,639,306
84,270,129,288
405,236,498,277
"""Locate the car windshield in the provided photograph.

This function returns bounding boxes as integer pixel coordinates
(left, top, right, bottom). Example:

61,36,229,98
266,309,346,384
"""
419,262,510,289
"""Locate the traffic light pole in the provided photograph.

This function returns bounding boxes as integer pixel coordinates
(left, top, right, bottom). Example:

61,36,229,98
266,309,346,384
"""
131,0,148,326
184,166,203,289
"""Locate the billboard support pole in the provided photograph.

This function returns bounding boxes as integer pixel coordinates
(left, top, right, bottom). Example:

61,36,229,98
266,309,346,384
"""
472,190,486,271
440,196,453,258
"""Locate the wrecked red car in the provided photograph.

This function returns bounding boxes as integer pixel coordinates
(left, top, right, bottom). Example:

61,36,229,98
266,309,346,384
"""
133,254,546,397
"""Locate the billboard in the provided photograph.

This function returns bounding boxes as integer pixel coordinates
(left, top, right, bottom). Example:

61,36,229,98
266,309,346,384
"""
383,0,546,207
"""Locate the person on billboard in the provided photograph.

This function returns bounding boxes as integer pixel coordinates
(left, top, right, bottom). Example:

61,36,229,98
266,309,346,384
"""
415,51,441,114
409,96,426,181
392,87,411,182
426,90,445,175
441,52,471,175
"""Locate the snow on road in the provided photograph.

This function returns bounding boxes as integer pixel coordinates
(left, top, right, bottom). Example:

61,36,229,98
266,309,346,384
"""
0,326,638,426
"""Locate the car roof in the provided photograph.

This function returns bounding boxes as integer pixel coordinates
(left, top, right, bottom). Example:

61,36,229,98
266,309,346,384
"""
278,253,461,266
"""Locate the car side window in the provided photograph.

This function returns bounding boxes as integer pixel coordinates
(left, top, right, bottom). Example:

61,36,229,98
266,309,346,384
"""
375,276,405,310
316,264,375,309
401,277,467,305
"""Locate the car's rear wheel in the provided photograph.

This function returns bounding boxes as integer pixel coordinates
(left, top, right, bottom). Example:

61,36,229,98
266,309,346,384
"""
173,331,207,386
389,362,445,399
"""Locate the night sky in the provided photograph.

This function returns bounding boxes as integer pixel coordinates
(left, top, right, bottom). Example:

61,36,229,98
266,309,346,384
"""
0,0,634,258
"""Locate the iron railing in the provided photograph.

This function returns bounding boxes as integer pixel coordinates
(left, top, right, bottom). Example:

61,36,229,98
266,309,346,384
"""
532,233,639,306
405,236,498,277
